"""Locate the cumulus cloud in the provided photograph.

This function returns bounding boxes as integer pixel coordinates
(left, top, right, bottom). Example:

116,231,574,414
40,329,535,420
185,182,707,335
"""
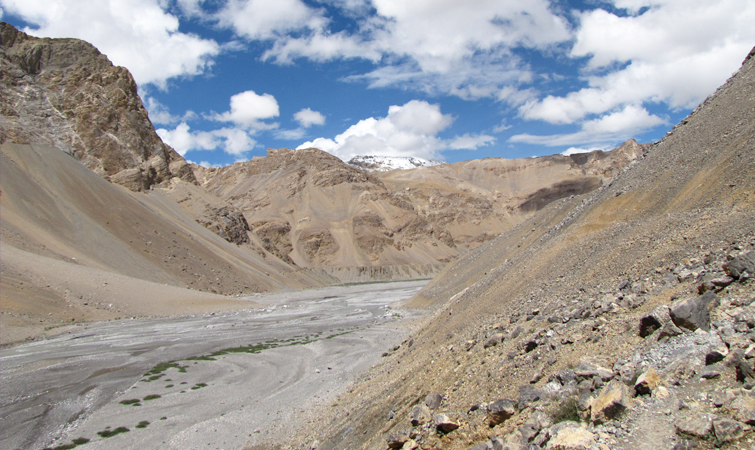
520,0,755,126
212,90,280,130
510,105,667,147
216,0,322,41
294,108,326,128
1,0,220,88
157,123,256,156
298,100,493,160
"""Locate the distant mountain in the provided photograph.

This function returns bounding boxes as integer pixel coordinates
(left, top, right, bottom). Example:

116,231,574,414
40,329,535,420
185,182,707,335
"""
347,155,444,172
194,142,643,274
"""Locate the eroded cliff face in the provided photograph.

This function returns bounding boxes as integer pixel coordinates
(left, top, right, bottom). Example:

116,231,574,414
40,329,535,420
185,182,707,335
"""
0,22,195,191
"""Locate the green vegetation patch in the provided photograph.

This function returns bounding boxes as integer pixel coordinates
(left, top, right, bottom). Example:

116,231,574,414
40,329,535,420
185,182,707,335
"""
97,427,129,438
42,437,90,450
143,394,161,401
190,383,208,390
119,399,141,406
135,421,150,429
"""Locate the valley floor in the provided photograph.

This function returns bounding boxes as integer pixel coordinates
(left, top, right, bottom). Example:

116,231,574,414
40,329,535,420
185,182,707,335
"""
0,281,429,450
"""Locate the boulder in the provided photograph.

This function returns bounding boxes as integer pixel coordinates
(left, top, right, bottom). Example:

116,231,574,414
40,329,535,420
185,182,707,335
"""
670,292,718,332
410,404,432,426
713,417,747,444
574,357,614,382
488,399,517,427
639,305,671,337
634,367,661,396
657,320,684,340
591,380,633,424
676,414,714,439
386,430,410,448
732,394,755,425
723,251,755,279
546,425,595,450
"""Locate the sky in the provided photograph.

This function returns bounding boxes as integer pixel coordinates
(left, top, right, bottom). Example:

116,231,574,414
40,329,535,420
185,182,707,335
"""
1,0,753,167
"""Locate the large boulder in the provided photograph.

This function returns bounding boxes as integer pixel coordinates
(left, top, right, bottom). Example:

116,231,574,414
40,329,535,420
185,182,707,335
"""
488,399,517,427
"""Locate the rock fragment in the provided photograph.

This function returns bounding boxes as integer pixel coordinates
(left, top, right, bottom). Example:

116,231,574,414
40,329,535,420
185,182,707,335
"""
634,367,661,396
591,380,632,424
488,399,517,427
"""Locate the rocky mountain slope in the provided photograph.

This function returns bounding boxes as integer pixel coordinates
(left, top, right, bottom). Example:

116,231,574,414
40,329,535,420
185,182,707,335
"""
194,141,643,275
282,48,755,450
0,23,194,191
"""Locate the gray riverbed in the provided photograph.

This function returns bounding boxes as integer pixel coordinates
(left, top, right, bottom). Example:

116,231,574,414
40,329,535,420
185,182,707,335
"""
0,280,428,450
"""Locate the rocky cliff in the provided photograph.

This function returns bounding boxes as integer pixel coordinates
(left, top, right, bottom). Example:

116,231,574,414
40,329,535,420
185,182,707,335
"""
0,22,195,191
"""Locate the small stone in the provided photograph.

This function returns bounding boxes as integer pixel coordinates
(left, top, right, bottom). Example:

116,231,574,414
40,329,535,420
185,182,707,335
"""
488,398,517,427
434,413,460,433
653,386,670,399
410,404,432,426
425,393,443,410
484,333,505,348
401,439,419,450
700,364,722,379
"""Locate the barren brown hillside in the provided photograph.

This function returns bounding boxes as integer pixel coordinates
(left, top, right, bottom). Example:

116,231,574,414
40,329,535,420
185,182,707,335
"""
195,141,643,275
283,49,755,450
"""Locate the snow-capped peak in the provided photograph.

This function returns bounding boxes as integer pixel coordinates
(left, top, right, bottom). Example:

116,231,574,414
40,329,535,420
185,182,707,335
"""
347,155,445,172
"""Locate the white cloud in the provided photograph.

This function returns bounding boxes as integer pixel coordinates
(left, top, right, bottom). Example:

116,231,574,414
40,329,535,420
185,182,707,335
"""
293,108,326,128
448,134,496,151
215,0,322,41
510,105,667,147
520,0,755,125
298,100,493,160
157,122,256,156
1,0,220,88
561,147,605,156
212,90,280,129
257,0,570,98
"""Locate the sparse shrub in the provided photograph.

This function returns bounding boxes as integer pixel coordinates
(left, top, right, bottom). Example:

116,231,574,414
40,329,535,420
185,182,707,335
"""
97,427,129,438
143,394,161,401
135,421,149,429
548,396,580,424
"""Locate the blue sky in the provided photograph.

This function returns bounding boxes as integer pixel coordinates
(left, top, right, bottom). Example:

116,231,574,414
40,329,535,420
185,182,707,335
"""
2,0,753,167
